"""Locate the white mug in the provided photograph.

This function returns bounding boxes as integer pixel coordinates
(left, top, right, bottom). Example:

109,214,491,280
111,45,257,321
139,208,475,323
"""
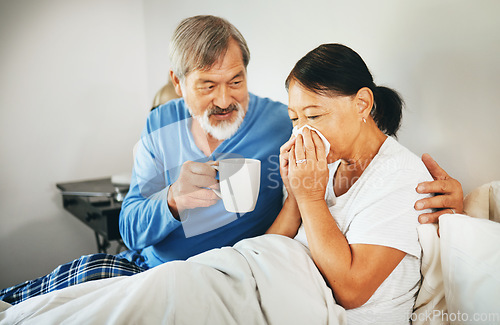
212,158,261,213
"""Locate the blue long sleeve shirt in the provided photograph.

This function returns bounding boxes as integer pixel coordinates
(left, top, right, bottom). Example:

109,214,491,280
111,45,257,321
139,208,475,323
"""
119,93,292,268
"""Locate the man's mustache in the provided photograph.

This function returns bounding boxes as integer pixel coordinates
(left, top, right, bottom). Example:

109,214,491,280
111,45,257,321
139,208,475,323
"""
208,103,239,116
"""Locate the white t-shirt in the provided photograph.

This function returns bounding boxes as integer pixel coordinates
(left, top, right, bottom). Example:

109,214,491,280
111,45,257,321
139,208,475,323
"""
294,137,433,325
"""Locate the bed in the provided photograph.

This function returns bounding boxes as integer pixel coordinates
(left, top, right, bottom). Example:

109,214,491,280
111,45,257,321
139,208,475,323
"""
1,182,499,324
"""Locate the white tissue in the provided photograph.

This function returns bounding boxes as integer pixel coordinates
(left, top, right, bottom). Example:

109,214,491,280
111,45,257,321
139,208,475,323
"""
292,125,331,157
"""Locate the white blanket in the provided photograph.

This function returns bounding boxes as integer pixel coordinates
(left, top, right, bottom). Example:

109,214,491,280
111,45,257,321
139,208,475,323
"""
0,235,346,324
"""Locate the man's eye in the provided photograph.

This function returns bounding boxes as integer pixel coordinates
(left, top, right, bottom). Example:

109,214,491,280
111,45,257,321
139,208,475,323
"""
200,85,214,92
307,115,320,120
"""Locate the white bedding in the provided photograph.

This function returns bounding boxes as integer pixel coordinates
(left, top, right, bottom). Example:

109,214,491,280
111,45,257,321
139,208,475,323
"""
0,235,346,325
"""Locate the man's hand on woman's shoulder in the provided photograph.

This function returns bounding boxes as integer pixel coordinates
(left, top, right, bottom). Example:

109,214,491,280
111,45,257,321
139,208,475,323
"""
415,153,464,224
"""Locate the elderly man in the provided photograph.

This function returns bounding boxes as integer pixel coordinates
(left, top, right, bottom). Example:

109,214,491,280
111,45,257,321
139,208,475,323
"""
118,15,293,267
1,15,463,306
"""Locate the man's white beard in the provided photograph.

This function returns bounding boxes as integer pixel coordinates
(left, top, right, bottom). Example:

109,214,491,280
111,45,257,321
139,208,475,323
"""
192,103,245,141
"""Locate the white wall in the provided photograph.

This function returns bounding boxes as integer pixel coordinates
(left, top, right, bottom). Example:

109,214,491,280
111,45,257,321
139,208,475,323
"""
0,0,149,288
144,0,500,195
1,0,499,289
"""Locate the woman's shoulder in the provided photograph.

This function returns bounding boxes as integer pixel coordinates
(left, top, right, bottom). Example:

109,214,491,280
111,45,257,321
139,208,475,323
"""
373,137,433,181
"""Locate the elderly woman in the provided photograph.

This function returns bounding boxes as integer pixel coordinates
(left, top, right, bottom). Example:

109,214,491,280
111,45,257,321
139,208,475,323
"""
267,43,431,324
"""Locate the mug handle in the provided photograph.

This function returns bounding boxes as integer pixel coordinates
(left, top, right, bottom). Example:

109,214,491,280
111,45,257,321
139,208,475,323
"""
210,164,222,198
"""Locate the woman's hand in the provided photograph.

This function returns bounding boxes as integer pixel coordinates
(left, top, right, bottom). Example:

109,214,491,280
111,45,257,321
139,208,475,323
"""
279,135,297,200
287,128,329,204
266,135,304,238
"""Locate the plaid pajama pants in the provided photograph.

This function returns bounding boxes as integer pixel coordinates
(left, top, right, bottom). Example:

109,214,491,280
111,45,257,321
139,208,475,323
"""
0,252,147,305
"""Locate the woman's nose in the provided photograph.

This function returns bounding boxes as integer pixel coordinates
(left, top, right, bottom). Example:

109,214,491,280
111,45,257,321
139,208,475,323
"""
296,119,307,129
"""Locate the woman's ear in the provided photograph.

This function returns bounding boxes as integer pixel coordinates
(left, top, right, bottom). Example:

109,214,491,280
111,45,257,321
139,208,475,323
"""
170,70,183,97
355,87,374,120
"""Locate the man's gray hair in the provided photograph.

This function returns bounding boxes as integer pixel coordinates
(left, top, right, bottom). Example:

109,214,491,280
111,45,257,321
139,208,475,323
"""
169,15,250,80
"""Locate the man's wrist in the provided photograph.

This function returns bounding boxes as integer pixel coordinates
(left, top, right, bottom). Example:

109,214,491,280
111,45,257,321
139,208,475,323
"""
167,186,180,220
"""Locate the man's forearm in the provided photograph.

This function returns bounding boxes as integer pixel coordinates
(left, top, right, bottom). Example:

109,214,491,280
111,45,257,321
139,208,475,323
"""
120,185,181,250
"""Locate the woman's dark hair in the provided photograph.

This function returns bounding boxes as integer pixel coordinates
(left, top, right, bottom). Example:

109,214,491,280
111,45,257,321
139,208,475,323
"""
285,43,403,137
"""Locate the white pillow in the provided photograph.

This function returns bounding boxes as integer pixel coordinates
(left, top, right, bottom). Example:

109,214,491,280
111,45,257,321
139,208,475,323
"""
439,214,500,323
464,181,500,222
489,181,500,223
463,183,490,219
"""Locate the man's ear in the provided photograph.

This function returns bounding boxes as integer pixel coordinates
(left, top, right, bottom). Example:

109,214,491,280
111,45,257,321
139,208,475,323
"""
170,70,183,97
355,87,374,120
